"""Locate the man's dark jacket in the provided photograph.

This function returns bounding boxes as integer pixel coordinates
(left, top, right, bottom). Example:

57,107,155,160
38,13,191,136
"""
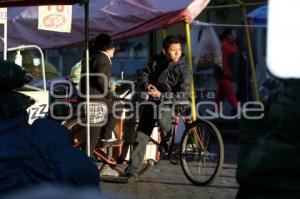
80,51,113,104
0,95,99,194
138,53,192,105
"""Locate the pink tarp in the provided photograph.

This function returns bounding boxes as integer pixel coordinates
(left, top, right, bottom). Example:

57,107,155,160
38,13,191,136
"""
2,0,210,49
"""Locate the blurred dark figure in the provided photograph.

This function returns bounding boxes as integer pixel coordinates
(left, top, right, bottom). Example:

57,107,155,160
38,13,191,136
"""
0,59,99,195
236,18,257,104
237,80,300,198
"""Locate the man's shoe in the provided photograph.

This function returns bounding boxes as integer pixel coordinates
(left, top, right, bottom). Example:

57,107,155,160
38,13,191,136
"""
100,165,119,177
126,172,138,184
123,166,138,183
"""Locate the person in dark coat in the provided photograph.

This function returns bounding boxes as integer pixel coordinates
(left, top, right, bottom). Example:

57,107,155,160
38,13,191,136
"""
0,59,99,195
80,34,123,177
125,36,192,179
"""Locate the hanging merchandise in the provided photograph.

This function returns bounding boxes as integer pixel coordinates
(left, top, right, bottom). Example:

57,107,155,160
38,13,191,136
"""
194,25,222,71
15,50,23,67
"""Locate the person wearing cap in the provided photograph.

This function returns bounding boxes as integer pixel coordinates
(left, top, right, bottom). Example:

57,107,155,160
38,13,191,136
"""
80,34,123,177
0,59,99,194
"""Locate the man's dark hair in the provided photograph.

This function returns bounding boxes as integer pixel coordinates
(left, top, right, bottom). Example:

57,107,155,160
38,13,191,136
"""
94,33,114,51
163,35,181,50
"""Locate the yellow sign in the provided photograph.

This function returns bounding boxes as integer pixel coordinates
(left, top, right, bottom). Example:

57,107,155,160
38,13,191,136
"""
38,5,72,33
0,8,7,24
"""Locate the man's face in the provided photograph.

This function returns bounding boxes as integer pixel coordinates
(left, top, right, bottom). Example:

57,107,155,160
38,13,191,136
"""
107,47,115,58
228,30,237,42
163,43,182,62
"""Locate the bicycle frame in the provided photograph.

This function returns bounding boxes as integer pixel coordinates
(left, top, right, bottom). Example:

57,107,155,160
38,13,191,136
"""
64,100,224,185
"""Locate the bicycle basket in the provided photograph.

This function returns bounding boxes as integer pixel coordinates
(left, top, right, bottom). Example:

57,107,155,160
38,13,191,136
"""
83,102,108,124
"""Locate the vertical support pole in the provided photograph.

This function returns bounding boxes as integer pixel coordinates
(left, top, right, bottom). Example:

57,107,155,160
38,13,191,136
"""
84,1,91,156
185,22,197,121
242,11,260,101
162,28,167,39
3,14,7,60
236,0,260,101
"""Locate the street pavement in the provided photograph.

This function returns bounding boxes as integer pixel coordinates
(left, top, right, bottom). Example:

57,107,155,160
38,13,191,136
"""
100,138,239,199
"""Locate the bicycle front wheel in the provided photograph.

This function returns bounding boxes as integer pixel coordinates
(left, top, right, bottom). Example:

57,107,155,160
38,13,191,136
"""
180,119,224,186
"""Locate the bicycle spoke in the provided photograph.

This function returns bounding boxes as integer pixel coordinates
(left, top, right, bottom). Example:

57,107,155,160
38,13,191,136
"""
180,120,224,185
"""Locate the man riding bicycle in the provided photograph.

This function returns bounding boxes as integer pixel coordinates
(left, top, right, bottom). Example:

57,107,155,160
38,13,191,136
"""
125,35,192,180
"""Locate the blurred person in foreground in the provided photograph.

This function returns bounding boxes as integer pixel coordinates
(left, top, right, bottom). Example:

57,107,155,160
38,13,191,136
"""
2,184,122,199
237,78,300,198
0,59,99,194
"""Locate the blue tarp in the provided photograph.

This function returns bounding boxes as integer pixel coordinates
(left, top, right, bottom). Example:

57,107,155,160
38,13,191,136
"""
247,5,267,25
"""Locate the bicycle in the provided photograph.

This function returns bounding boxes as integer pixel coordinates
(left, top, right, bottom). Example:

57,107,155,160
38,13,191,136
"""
63,83,224,186
138,115,225,186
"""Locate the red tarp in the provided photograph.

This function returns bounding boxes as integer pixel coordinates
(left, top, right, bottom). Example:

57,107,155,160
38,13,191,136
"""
1,0,210,48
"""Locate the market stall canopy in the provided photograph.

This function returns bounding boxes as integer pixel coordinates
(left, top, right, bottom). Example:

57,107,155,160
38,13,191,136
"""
1,0,209,49
0,0,81,7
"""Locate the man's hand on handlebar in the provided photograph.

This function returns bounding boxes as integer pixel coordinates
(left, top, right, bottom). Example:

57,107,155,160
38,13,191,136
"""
147,84,161,98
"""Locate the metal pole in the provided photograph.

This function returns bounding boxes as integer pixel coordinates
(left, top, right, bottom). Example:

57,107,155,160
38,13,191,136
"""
243,13,260,101
7,45,46,91
235,0,260,101
206,2,265,9
162,28,167,39
84,1,91,156
3,12,7,60
184,22,197,121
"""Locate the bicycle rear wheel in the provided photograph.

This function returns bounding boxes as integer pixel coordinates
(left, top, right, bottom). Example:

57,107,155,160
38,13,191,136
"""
180,119,224,186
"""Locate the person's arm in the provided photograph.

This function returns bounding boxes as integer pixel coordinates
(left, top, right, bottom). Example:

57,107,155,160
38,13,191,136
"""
138,57,156,91
93,55,113,98
137,68,150,91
